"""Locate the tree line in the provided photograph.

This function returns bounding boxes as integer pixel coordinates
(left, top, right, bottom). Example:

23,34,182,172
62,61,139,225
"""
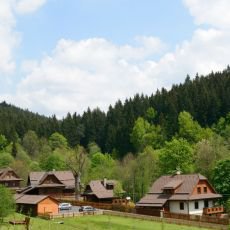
0,68,230,158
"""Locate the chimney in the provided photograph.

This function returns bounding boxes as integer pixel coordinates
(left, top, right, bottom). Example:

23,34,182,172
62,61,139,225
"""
103,177,107,187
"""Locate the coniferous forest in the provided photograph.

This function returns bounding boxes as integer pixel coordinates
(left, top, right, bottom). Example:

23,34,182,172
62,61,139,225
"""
0,68,230,205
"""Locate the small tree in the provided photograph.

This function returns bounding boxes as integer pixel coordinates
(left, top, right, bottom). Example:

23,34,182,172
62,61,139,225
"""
0,185,15,222
113,181,124,198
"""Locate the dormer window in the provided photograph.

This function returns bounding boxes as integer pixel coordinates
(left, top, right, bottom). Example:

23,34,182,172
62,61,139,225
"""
203,187,207,193
163,180,183,194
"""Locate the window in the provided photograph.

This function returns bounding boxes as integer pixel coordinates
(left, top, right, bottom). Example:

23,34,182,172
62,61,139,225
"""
180,202,184,210
197,187,201,194
203,187,207,193
204,200,209,208
194,201,199,209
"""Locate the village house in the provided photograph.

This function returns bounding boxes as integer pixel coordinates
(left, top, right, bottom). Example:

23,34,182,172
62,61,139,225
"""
0,167,23,191
20,170,75,198
136,173,222,216
15,194,59,216
82,178,119,203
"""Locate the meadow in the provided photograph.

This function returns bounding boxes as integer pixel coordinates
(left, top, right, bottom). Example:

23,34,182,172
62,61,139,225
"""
0,214,211,230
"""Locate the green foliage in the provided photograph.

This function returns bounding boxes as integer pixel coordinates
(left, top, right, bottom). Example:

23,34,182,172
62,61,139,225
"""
113,181,124,198
40,153,66,171
194,136,229,179
22,130,40,157
225,198,230,214
0,134,8,151
130,117,164,152
145,107,157,123
212,159,230,201
0,152,14,168
214,112,230,139
159,138,194,174
0,185,15,221
133,147,159,200
178,111,213,143
89,152,116,180
49,132,68,150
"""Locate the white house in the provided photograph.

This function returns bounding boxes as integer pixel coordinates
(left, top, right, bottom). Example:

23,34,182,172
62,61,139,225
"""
136,173,222,216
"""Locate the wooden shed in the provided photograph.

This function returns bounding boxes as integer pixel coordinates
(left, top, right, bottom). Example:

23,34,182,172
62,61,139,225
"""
15,194,59,216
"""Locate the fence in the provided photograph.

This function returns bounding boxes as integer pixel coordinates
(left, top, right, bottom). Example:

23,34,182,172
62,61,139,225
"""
104,210,230,230
164,212,229,225
38,210,103,220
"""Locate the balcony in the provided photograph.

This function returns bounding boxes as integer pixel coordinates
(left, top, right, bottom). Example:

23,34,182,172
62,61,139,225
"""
203,206,224,215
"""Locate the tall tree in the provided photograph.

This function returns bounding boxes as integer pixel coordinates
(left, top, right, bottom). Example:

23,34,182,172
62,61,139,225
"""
65,146,88,200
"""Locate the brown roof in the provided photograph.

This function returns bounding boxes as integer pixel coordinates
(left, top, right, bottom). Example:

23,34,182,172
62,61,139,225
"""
15,194,59,205
29,171,74,188
149,174,202,194
0,167,22,181
137,174,222,207
136,194,169,207
85,180,116,199
163,179,183,189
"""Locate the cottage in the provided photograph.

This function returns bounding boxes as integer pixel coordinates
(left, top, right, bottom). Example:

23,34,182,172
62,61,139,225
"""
83,178,119,203
0,167,22,191
15,194,59,216
136,173,222,216
21,170,75,198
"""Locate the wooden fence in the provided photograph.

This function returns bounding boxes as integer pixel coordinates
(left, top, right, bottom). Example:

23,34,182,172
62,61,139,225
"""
164,212,229,225
104,210,230,230
38,210,103,220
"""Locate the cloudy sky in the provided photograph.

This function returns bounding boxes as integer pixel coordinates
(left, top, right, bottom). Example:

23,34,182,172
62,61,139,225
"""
0,0,230,118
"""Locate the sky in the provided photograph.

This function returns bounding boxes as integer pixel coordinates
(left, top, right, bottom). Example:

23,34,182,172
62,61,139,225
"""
0,0,230,118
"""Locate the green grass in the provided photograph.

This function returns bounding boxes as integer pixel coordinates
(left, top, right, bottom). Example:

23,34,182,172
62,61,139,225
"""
0,213,211,230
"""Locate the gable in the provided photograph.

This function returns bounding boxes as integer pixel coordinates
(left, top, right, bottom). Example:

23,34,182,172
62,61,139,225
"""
28,171,75,188
39,174,63,185
192,179,215,195
0,168,22,181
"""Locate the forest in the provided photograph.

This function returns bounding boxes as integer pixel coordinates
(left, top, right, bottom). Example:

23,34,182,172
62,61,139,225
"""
0,68,230,207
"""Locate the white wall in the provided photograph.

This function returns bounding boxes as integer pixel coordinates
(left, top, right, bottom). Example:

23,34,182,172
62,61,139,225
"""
169,200,214,215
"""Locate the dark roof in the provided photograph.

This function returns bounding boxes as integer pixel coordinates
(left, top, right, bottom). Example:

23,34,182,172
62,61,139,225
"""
137,174,221,207
15,194,59,205
29,171,74,188
149,174,202,194
163,179,183,190
136,194,169,207
84,180,118,199
0,167,22,181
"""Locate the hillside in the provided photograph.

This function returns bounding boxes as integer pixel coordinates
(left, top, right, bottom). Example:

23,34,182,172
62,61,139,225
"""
0,68,229,157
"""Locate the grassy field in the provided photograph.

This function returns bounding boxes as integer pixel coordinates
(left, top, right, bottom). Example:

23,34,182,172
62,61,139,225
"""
0,213,211,230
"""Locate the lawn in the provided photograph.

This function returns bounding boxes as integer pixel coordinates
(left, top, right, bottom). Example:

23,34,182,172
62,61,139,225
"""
0,213,211,230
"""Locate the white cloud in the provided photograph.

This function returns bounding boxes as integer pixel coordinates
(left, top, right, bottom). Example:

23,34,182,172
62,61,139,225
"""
0,0,46,75
0,1,18,74
9,37,164,117
10,25,230,117
184,0,230,28
15,0,47,14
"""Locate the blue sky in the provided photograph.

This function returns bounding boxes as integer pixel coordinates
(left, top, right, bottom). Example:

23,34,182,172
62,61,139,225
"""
0,0,230,117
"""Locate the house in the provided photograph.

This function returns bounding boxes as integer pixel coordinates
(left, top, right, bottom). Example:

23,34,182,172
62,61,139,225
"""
15,194,59,216
20,170,75,198
82,178,119,203
136,173,222,216
0,167,23,191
